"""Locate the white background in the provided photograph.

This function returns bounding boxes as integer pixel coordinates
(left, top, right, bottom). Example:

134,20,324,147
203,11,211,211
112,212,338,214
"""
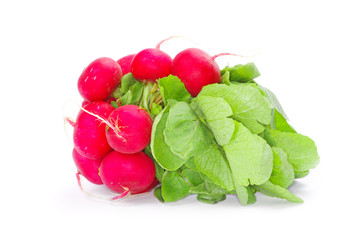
1,0,355,239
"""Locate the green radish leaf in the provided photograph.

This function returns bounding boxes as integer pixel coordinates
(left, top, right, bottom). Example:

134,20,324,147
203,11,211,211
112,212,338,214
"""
120,81,143,105
259,85,288,120
120,73,137,94
181,169,204,186
150,106,188,171
151,102,163,116
228,63,260,82
269,147,295,188
194,143,235,192
184,158,199,171
154,187,165,203
189,181,228,204
197,194,226,204
263,128,320,172
221,69,231,85
192,96,235,146
235,185,257,205
198,83,271,134
158,75,191,106
164,101,211,160
161,171,190,202
295,170,310,179
144,146,165,182
270,109,296,133
110,101,119,109
223,121,273,186
254,181,303,203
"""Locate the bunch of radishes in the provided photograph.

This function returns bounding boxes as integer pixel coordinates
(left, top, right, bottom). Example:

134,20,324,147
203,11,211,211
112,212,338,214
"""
69,38,222,199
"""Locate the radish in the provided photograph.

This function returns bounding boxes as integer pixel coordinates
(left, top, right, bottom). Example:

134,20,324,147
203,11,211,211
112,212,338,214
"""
78,57,122,102
117,54,135,76
72,148,103,185
172,48,221,97
136,178,159,194
131,48,172,82
73,101,115,160
100,151,156,195
105,105,152,154
82,100,90,107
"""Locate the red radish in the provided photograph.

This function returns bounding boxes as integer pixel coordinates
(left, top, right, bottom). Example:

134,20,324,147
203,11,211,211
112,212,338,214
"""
100,151,156,195
106,105,152,154
117,54,135,75
172,48,221,97
82,100,90,107
136,178,159,194
131,48,172,82
73,101,115,160
72,148,103,185
78,57,122,102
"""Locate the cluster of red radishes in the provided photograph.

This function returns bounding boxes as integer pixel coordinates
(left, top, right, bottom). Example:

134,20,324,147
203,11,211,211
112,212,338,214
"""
69,38,223,198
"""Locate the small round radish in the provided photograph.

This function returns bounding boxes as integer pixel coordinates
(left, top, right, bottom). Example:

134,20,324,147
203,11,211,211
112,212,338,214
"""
172,48,221,97
117,54,135,76
131,48,172,82
78,57,122,102
136,178,159,194
100,151,156,194
73,101,114,159
106,105,152,154
72,148,103,185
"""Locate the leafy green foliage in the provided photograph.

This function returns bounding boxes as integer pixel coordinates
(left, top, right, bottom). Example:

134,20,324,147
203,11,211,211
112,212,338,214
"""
146,62,319,205
198,83,271,134
120,81,143,105
225,63,261,83
263,128,320,172
193,96,235,146
253,181,303,203
259,85,288,119
194,143,235,191
158,75,191,106
150,106,188,171
270,109,296,133
223,121,273,186
154,187,165,203
295,170,310,179
110,101,119,109
235,185,257,205
164,101,211,160
269,147,295,188
161,171,190,202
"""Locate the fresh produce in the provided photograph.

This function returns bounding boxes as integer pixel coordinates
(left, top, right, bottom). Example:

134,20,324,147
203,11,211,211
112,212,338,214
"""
73,101,114,160
105,105,153,154
131,48,172,82
117,54,135,75
66,38,319,205
172,48,221,97
72,148,103,185
78,57,122,102
99,151,156,195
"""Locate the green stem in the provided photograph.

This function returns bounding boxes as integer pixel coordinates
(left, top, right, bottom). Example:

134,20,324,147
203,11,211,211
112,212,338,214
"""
140,82,153,112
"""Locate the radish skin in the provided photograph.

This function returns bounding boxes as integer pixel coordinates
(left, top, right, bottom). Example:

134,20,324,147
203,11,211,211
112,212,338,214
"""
72,148,103,185
100,151,156,194
117,54,135,76
131,48,172,82
73,101,114,160
105,105,152,154
78,57,122,102
172,48,221,97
